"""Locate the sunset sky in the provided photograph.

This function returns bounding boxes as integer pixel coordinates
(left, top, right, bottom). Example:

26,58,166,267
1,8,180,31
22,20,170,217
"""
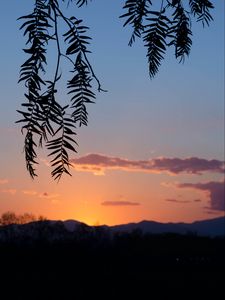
0,1,224,225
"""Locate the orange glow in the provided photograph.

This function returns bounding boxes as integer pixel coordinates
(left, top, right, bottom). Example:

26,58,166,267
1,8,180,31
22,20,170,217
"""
0,158,223,226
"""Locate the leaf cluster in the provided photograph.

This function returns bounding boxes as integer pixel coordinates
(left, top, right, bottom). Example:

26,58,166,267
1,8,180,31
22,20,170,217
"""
17,0,100,180
17,0,214,181
120,0,214,78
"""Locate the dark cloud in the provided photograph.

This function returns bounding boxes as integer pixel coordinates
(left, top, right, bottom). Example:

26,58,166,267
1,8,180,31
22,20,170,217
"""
193,199,201,202
151,157,224,175
165,198,191,203
205,210,221,215
165,198,202,204
101,201,140,206
39,192,60,199
71,153,224,175
177,181,225,211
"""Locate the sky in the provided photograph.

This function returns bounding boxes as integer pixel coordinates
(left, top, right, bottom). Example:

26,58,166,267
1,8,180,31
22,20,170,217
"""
0,0,224,226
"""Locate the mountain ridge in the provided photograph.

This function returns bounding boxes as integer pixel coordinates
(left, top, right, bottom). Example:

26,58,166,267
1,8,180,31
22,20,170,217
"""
0,216,224,238
109,216,225,236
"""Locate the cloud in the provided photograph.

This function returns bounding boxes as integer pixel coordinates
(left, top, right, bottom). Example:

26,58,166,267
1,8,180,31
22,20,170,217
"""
193,199,201,202
2,189,17,195
0,179,9,185
22,190,38,196
177,181,225,211
51,199,61,205
71,153,224,176
101,201,140,206
161,181,179,188
22,190,60,199
39,192,60,199
205,210,221,215
165,198,201,203
165,198,191,203
40,158,51,167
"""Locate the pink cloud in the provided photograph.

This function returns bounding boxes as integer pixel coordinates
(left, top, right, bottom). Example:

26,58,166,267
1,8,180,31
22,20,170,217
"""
21,190,60,199
70,154,224,175
22,190,38,196
2,189,17,195
177,181,225,211
101,201,140,206
40,158,51,167
51,199,61,205
0,179,9,185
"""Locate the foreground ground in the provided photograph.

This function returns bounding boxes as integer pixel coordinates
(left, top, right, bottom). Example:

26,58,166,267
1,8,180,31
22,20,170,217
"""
0,222,224,299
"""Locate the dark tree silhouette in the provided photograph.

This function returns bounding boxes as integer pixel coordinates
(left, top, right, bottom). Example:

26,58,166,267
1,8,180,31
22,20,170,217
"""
17,0,214,180
0,211,46,225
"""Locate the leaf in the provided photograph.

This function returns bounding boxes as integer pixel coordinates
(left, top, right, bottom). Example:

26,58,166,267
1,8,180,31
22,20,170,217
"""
143,11,168,78
63,140,77,152
120,0,151,46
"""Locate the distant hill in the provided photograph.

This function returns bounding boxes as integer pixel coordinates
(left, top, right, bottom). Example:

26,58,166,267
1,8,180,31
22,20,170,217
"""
49,216,225,237
0,216,224,241
110,216,225,237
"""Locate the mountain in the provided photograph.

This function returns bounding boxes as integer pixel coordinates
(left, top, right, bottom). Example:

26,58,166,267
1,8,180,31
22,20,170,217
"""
62,219,88,232
0,216,224,241
189,217,225,236
110,216,225,237
59,216,225,236
56,216,224,237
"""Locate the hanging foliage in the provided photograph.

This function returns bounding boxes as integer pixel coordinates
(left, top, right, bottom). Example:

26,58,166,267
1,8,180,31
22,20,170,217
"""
17,0,214,180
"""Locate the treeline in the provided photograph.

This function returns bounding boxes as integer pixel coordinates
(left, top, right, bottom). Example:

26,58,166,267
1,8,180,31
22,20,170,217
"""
0,220,224,266
0,211,46,225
